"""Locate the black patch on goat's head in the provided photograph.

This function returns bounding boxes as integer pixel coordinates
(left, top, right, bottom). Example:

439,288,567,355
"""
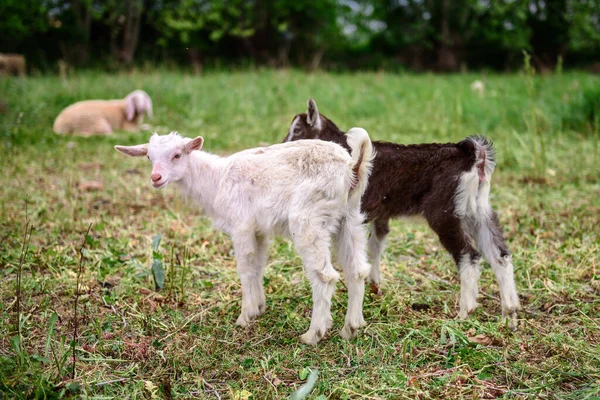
282,99,346,149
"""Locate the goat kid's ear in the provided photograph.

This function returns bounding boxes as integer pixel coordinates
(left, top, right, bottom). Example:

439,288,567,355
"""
307,98,321,130
114,144,148,157
184,136,204,154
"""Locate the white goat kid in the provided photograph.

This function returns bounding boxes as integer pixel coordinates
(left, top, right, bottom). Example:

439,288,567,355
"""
115,131,374,344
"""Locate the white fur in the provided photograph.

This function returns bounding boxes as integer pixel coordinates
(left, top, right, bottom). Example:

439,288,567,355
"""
116,130,374,344
458,254,481,319
53,89,153,135
454,140,520,328
471,80,485,95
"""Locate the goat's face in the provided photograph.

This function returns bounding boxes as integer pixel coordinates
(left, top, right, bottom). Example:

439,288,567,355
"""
283,98,325,142
125,90,153,121
115,132,203,189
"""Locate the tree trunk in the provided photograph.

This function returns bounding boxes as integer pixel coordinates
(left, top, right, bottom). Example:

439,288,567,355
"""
189,49,203,74
121,0,143,65
71,0,91,65
436,0,458,72
308,48,326,71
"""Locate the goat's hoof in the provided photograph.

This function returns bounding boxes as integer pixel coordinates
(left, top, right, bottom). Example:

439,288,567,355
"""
235,315,252,327
458,301,479,320
300,330,321,345
340,324,358,340
369,282,383,296
257,303,267,316
502,307,519,331
326,317,334,330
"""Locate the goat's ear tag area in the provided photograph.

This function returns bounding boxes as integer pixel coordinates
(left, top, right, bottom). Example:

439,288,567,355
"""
114,144,148,157
184,136,204,154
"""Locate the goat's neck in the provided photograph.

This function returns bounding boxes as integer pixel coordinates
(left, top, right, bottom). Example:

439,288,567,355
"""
177,151,224,217
321,126,349,149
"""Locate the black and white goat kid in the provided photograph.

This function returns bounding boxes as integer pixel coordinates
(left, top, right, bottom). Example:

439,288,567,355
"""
283,99,520,329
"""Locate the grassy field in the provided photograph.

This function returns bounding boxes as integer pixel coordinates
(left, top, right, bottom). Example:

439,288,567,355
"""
1,70,599,399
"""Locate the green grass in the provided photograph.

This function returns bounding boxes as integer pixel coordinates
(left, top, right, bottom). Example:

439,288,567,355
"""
1,70,599,399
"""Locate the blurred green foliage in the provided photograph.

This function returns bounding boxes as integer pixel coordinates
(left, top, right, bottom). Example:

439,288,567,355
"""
1,0,599,71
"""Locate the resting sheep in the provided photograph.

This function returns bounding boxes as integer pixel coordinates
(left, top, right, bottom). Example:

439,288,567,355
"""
115,130,374,344
53,90,152,136
284,99,520,329
0,53,26,76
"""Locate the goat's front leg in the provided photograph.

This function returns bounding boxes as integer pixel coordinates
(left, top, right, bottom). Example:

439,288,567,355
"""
253,234,270,316
232,232,266,327
367,219,389,295
293,220,339,345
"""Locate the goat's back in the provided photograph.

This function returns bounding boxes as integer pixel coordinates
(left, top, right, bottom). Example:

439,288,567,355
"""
361,140,477,221
215,140,355,234
227,139,352,188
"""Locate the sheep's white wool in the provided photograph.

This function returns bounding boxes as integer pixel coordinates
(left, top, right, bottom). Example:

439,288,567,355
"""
117,130,374,344
471,80,485,94
53,89,153,135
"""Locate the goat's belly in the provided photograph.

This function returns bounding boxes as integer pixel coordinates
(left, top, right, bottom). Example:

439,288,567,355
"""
255,213,290,238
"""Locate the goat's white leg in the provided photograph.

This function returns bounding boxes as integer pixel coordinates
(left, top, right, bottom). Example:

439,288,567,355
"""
425,210,482,320
232,232,265,327
336,213,370,340
367,219,389,295
253,234,270,315
458,254,482,319
489,254,519,329
292,220,339,345
475,211,520,329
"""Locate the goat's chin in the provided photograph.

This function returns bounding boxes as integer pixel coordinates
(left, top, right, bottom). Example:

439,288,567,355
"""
152,180,169,189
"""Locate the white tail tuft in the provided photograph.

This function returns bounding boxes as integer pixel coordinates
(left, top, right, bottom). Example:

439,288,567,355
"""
346,127,374,206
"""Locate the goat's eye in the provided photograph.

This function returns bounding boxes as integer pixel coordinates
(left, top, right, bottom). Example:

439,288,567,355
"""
173,154,181,160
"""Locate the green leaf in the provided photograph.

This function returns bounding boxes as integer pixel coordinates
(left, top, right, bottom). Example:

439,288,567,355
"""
45,312,58,358
9,335,21,355
210,30,224,42
291,369,318,400
31,354,49,363
152,234,162,252
152,259,165,290
298,367,310,380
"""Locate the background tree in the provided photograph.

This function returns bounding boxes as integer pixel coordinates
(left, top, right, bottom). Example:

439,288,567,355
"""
1,0,599,71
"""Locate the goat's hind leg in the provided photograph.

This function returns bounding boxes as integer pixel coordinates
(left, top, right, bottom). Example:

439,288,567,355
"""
367,219,389,295
233,232,267,327
292,218,340,345
336,211,370,340
427,212,482,320
474,210,520,329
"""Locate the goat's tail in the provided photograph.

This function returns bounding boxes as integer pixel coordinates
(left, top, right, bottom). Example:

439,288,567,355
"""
467,135,496,183
346,127,374,206
455,135,496,220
